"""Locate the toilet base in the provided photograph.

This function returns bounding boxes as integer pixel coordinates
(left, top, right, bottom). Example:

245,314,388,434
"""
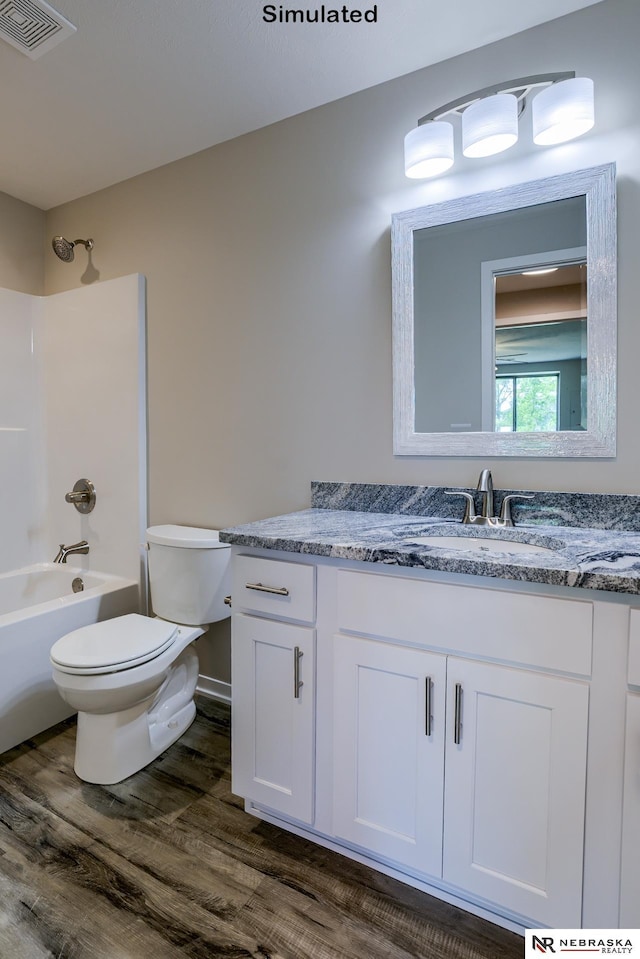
73,645,200,784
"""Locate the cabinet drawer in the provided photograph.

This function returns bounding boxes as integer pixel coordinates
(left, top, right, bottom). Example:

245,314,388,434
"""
233,554,316,623
628,609,640,686
336,569,592,675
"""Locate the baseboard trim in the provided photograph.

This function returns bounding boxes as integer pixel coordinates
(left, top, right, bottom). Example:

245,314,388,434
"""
196,675,231,704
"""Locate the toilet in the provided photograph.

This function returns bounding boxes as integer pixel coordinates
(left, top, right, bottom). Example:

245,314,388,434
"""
50,525,231,785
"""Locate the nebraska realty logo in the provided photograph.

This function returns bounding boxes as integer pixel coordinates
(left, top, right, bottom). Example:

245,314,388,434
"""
526,930,639,955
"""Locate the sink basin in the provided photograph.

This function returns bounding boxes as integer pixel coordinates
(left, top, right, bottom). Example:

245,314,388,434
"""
403,535,559,557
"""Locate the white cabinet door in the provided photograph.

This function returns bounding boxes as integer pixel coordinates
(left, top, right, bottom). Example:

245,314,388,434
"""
231,613,314,824
620,691,640,926
443,658,588,927
332,634,447,876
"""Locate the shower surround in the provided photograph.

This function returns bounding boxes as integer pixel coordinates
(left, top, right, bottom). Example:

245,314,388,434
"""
0,273,147,750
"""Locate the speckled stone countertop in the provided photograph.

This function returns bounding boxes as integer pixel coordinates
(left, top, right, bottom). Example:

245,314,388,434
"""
219,482,640,595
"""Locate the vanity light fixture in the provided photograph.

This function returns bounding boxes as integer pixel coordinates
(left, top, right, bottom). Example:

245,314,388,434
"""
404,72,594,179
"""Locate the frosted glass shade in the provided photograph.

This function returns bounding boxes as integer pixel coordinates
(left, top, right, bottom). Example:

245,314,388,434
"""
532,77,594,146
462,93,518,158
404,122,454,178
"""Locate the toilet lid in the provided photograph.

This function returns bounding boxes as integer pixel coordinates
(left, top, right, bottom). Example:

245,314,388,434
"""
50,613,179,675
146,525,228,548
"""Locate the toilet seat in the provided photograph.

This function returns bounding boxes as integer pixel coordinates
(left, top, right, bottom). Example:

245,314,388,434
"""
50,613,179,676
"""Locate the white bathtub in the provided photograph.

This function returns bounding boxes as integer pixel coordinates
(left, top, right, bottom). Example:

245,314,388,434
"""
0,563,139,754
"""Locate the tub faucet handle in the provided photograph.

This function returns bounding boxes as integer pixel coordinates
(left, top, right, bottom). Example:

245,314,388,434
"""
64,478,96,514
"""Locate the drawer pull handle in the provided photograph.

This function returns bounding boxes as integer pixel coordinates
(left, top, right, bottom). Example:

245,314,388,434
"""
293,646,304,699
245,582,290,597
425,676,432,737
454,682,463,745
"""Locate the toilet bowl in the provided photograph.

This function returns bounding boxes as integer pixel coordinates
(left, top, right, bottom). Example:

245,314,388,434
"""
50,525,231,784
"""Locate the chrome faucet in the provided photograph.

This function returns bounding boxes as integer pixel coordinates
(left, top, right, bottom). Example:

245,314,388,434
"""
476,468,494,521
445,470,533,527
54,540,89,564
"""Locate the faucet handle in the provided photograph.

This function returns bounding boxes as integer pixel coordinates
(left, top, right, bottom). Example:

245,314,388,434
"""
64,478,96,514
499,494,534,527
444,490,477,524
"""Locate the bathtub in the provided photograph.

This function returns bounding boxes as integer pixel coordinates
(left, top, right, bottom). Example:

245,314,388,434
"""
0,563,139,755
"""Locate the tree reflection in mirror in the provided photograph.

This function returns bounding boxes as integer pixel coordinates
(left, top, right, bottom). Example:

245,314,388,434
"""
495,373,559,431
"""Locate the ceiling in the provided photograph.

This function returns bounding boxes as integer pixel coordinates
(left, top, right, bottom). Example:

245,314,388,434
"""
496,319,587,365
0,0,604,210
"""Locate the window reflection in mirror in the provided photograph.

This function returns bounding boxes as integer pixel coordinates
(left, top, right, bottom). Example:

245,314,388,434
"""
493,262,587,432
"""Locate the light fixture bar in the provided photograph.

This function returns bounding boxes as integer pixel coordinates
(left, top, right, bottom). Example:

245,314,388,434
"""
405,70,593,180
417,72,575,126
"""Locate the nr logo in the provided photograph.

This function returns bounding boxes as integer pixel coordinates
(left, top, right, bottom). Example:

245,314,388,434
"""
532,937,556,954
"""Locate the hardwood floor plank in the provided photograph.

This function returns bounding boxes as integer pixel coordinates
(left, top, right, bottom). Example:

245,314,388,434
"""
181,798,522,959
0,778,282,958
236,875,431,959
0,749,264,923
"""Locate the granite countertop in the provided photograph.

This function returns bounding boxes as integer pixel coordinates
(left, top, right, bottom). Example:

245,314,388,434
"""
219,483,640,595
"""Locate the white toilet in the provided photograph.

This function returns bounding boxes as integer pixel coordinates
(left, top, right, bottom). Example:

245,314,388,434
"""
50,525,231,785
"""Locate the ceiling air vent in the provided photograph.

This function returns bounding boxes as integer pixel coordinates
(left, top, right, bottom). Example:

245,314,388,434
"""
0,0,76,59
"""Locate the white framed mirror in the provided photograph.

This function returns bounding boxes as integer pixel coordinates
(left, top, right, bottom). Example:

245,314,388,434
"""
392,163,616,456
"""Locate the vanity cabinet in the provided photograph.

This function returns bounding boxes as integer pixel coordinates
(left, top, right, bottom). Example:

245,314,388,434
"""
230,554,316,824
229,547,636,933
333,637,588,925
620,609,640,926
331,567,590,927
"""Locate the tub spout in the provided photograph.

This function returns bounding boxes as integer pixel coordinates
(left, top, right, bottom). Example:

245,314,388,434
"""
54,541,89,564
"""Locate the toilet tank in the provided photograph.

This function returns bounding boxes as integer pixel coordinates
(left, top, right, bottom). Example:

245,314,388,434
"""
146,525,231,626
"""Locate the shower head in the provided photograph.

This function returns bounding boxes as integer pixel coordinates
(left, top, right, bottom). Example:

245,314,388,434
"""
51,236,94,262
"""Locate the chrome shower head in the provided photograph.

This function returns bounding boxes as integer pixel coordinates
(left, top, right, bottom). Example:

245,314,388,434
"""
51,236,94,262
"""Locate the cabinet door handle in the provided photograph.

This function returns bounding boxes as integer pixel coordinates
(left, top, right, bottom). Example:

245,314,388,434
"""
245,582,290,596
454,682,463,745
293,646,304,699
425,676,432,737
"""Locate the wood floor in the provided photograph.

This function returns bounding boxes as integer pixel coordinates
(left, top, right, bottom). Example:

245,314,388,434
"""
0,698,524,959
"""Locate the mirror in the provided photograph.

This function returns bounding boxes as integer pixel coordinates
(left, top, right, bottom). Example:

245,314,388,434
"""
392,163,616,456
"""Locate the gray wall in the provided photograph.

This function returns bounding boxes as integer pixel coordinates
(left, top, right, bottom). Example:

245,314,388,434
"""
22,0,638,682
0,191,44,295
